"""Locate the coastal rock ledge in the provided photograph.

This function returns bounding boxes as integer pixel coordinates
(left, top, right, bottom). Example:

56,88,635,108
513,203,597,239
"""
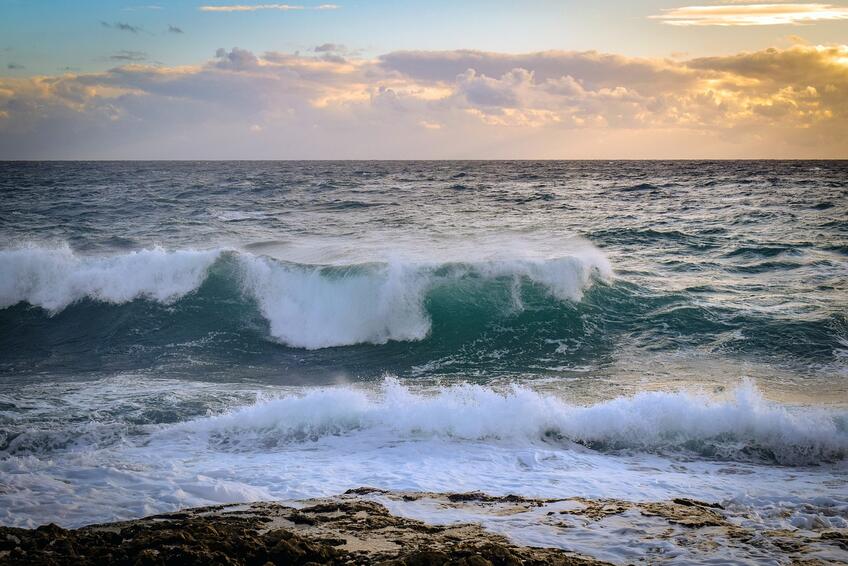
1,488,845,565
0,490,602,566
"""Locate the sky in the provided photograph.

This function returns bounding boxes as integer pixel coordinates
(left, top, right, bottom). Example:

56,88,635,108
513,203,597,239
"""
1,0,847,158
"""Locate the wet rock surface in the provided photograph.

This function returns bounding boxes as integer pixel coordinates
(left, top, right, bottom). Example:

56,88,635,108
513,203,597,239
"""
2,489,846,565
0,494,605,566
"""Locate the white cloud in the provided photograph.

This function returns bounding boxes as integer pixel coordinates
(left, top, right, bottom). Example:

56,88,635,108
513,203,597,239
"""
199,3,339,12
123,5,163,11
419,120,442,130
652,3,848,26
0,45,845,158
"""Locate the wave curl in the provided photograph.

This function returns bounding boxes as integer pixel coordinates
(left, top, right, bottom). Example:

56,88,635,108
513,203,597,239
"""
0,244,612,349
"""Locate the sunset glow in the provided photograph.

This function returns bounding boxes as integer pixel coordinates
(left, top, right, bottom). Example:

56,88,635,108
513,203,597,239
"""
1,0,846,158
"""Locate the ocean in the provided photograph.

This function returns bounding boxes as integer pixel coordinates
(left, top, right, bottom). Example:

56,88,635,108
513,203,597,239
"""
1,161,847,562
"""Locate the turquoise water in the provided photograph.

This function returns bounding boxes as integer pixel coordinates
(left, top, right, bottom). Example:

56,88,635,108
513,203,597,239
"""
1,160,845,388
0,161,847,547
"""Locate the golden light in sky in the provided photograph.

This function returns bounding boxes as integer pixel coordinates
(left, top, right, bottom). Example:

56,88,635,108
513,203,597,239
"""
0,1,846,157
653,3,848,26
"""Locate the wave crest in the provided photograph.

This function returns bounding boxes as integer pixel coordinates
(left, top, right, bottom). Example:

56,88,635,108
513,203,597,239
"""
0,245,220,313
239,251,610,349
179,378,848,466
0,244,611,349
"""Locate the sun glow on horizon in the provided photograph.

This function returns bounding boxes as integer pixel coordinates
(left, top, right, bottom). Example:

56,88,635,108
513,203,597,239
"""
0,1,846,158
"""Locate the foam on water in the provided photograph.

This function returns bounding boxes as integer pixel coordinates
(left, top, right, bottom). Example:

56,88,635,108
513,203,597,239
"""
0,245,221,312
0,243,612,349
175,377,848,464
238,258,432,348
1,161,846,559
239,251,610,348
1,377,847,531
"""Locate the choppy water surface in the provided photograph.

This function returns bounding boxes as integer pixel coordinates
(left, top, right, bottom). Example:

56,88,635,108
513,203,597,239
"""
1,161,846,563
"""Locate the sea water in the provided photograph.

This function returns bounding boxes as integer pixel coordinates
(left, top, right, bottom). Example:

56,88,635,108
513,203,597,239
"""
1,160,846,561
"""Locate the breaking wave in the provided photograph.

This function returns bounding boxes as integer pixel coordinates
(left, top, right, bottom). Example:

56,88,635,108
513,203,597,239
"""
0,244,611,349
177,378,848,466
0,243,842,367
0,245,220,312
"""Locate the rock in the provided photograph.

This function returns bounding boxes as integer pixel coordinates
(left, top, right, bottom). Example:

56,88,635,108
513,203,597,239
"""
0,494,613,566
672,498,724,510
639,501,725,528
820,531,848,550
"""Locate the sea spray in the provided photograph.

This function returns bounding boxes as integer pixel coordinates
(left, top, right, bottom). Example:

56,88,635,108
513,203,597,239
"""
2,160,847,548
172,378,848,465
0,243,612,349
0,245,221,312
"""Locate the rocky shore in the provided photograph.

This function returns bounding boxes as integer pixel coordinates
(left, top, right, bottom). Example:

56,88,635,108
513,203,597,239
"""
1,488,845,565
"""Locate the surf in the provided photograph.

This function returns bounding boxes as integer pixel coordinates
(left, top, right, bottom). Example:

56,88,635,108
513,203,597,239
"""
172,377,848,466
0,243,612,349
1,243,844,377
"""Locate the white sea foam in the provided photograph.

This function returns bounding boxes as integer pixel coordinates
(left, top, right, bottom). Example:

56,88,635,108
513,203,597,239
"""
237,252,610,349
0,245,220,312
1,377,846,534
0,243,611,348
238,258,432,349
179,378,848,465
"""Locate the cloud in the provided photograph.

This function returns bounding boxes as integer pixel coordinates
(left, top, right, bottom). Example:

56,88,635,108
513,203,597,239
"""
214,46,260,69
168,25,184,34
652,3,848,26
311,43,354,63
379,50,695,92
6,63,25,70
456,68,532,107
109,51,148,62
200,3,303,11
0,44,845,158
419,120,442,130
314,43,345,53
101,21,143,33
199,3,339,12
